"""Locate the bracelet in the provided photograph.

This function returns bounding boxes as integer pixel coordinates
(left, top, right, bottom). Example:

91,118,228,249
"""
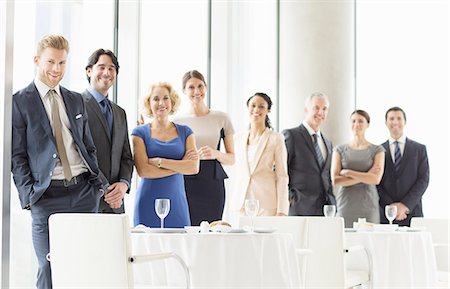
157,158,162,168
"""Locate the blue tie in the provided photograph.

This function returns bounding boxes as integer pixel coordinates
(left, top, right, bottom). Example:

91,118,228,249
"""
313,134,325,167
100,98,113,133
394,141,402,173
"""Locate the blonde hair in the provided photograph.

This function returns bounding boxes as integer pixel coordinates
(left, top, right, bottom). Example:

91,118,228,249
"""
37,35,70,56
143,82,180,117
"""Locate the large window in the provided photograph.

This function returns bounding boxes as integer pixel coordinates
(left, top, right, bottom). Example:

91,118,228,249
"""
10,1,115,287
356,0,449,217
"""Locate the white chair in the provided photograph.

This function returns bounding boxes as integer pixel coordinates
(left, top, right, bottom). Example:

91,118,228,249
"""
239,216,312,288
47,213,190,289
411,217,449,287
240,216,372,289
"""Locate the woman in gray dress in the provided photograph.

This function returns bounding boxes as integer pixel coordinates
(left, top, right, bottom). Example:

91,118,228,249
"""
331,110,385,227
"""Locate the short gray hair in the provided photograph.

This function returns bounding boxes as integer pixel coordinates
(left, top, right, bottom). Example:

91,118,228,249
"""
305,92,329,107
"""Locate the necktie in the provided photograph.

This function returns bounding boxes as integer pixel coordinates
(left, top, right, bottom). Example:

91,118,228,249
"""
394,141,402,173
48,90,73,181
100,98,113,133
313,133,325,167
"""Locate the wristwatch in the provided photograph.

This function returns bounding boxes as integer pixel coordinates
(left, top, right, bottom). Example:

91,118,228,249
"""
157,158,162,168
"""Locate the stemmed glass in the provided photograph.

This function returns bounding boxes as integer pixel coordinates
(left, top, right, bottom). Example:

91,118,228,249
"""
244,199,260,232
323,205,336,217
155,199,170,228
385,205,397,225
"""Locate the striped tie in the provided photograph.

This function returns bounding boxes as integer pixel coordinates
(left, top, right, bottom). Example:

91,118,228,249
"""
313,134,325,167
394,141,402,174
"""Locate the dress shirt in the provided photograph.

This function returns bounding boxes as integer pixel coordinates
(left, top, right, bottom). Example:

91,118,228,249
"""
302,120,327,160
35,78,87,180
388,135,406,163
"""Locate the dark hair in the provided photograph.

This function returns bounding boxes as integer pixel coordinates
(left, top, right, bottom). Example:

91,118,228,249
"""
385,106,407,122
351,109,370,123
247,92,273,129
182,70,207,89
85,49,120,82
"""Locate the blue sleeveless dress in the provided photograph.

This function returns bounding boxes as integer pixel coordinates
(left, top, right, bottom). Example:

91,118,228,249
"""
132,123,192,228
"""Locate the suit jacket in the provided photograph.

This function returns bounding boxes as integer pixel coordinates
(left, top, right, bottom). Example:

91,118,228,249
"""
11,82,106,209
82,90,134,213
377,138,429,226
231,128,289,215
282,124,335,216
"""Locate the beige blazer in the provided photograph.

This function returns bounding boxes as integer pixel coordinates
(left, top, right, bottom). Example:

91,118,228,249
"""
230,128,289,215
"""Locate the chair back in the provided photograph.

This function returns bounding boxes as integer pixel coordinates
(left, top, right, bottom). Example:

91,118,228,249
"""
48,213,133,289
411,217,449,272
239,216,347,288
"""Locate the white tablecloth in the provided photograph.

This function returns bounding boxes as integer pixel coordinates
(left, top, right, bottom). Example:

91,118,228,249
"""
345,231,438,289
131,232,301,288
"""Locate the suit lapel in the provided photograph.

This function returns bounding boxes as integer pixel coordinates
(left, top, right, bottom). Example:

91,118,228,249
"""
239,131,252,176
85,91,111,141
249,128,271,174
299,125,320,166
28,84,55,143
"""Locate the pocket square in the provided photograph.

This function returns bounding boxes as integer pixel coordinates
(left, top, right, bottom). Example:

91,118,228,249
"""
75,114,82,119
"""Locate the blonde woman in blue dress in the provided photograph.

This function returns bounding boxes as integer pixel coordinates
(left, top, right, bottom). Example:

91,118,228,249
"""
132,82,199,228
331,110,385,228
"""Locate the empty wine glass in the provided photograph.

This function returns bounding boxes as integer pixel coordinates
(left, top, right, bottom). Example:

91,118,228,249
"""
244,199,260,232
385,205,397,225
323,205,336,217
155,198,170,228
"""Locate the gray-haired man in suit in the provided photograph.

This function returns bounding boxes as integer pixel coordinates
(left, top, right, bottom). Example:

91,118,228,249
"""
82,49,133,213
282,92,336,216
377,106,429,226
11,35,109,289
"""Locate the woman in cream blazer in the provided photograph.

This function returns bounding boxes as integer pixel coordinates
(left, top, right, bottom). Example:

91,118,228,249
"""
230,93,289,217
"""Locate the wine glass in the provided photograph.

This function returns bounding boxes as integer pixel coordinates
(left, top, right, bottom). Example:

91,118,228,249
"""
323,205,336,217
244,199,260,232
155,199,170,228
385,205,397,225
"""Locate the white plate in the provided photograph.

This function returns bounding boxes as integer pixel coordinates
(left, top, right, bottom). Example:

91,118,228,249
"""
146,228,186,233
253,228,276,233
184,226,201,233
373,224,398,232
227,228,247,233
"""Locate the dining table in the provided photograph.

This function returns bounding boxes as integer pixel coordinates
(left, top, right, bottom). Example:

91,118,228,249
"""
131,230,301,288
345,229,439,289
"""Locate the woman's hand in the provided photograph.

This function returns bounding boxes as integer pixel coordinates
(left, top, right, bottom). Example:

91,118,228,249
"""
183,148,199,160
198,146,217,160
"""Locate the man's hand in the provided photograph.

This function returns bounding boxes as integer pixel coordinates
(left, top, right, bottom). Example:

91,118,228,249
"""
104,182,128,209
390,202,410,221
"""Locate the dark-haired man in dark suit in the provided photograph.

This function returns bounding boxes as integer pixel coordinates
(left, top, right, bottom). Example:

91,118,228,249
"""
82,49,133,213
377,106,429,226
282,92,335,216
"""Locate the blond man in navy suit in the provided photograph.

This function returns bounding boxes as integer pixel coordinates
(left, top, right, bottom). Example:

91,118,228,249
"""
82,49,133,213
282,92,335,216
11,35,108,289
377,106,429,226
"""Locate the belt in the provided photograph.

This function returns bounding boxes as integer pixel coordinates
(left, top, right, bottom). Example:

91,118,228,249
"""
50,172,90,187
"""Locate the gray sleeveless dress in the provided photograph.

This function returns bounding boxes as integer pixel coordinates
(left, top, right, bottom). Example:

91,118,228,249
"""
335,144,385,228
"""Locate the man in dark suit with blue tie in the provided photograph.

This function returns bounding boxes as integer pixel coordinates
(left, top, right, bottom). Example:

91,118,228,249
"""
82,49,133,213
11,35,109,289
282,92,336,216
377,106,429,226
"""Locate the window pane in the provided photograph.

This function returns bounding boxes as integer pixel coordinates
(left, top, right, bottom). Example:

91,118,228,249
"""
356,0,449,217
10,1,115,287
